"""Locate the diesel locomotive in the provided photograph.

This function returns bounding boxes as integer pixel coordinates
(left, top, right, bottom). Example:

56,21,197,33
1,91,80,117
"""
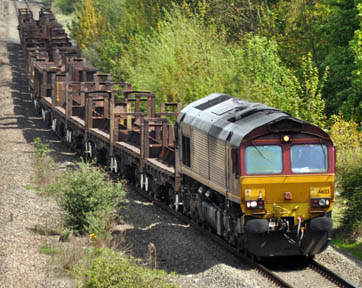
178,93,334,256
17,6,335,257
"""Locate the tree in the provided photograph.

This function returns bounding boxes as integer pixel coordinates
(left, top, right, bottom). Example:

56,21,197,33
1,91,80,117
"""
319,0,359,119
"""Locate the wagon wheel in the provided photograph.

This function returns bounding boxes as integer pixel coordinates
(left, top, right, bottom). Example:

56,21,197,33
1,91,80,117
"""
144,174,152,195
133,167,140,187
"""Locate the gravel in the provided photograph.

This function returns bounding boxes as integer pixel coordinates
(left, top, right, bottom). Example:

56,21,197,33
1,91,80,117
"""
315,246,362,286
0,1,76,287
121,190,276,288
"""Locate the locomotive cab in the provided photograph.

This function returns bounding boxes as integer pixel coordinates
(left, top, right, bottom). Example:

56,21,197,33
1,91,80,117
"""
239,119,335,256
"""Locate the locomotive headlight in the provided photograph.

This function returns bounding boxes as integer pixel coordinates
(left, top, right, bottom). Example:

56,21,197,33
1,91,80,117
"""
311,198,331,208
318,198,326,206
283,135,290,142
245,199,264,209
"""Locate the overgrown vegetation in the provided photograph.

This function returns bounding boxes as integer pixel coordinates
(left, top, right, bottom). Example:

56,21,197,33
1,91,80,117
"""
331,237,362,261
31,137,56,195
330,116,362,238
31,139,174,286
72,248,176,288
46,161,125,237
40,242,57,255
64,0,362,241
71,2,327,127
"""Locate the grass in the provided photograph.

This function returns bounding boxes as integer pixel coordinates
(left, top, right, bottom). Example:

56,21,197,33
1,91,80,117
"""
31,138,58,196
72,248,176,288
331,237,362,261
40,243,57,255
331,196,362,261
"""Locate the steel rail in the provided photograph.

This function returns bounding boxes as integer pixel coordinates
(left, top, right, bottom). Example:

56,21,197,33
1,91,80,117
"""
130,184,294,288
13,0,18,15
24,0,31,12
308,258,359,288
129,184,360,288
13,0,32,17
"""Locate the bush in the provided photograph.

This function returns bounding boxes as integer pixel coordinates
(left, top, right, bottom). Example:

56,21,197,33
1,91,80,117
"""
54,0,81,14
330,116,362,237
72,248,175,288
47,161,126,236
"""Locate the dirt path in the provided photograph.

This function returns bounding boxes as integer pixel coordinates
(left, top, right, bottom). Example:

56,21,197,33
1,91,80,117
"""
0,1,76,287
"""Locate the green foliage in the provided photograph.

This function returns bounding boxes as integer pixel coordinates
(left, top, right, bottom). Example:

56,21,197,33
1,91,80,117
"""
332,237,362,260
298,54,328,127
70,0,326,127
330,115,362,165
71,0,106,49
34,137,50,159
347,3,362,122
54,0,81,14
123,8,231,103
319,0,360,119
72,248,176,288
330,116,362,236
40,243,57,255
259,0,327,68
47,161,126,236
112,8,325,126
32,138,56,194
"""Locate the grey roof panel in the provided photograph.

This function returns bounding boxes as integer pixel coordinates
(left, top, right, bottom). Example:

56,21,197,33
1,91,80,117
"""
178,93,294,147
229,112,289,147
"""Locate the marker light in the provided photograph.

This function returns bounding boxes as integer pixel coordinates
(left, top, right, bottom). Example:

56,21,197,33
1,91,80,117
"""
283,135,290,142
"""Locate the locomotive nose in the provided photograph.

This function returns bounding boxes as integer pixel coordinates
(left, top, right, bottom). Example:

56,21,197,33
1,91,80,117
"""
241,174,335,224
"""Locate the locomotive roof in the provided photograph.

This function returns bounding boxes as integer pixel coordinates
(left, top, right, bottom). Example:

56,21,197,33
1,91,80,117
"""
178,93,327,147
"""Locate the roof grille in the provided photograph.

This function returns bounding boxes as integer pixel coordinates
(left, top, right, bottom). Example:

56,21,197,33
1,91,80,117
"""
269,118,303,132
194,95,230,111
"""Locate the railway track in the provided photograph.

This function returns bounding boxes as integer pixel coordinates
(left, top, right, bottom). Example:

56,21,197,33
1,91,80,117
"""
13,0,31,10
11,0,361,287
132,185,359,288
